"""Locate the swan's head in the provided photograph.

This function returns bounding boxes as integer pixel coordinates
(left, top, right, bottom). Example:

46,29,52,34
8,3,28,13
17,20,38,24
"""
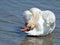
23,8,41,31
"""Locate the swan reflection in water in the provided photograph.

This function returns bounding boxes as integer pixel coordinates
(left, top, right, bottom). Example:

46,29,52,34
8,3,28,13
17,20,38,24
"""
21,34,53,45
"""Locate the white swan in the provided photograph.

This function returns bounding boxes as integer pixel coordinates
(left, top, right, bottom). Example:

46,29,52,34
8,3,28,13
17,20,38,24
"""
23,8,56,36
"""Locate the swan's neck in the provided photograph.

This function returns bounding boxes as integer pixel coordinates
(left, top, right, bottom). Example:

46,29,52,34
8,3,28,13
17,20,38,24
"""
28,12,40,25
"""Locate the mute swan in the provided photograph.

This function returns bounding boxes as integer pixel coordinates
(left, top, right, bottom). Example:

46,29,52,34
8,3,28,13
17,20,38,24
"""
22,8,56,36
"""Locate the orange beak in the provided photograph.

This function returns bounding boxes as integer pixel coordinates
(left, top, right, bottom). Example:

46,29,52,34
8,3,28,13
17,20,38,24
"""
22,27,30,32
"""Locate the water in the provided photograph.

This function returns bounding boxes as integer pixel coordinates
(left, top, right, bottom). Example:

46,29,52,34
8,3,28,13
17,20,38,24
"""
0,0,60,45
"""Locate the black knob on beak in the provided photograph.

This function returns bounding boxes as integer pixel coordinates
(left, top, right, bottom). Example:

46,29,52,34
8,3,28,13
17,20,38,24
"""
28,26,31,29
26,26,31,31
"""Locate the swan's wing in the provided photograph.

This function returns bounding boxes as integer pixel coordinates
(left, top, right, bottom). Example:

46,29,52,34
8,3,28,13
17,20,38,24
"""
42,10,56,32
42,10,56,34
42,10,55,24
23,10,33,21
